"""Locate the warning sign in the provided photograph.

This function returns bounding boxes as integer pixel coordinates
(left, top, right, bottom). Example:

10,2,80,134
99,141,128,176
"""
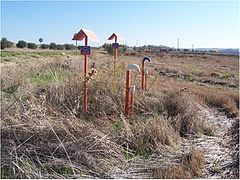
112,43,119,48
81,46,91,55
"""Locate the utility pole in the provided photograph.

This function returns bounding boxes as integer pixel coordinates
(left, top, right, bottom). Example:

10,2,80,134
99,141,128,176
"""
192,44,194,52
136,40,138,53
76,40,77,52
177,38,179,51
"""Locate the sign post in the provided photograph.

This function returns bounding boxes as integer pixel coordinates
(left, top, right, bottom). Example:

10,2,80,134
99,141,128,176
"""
108,33,123,72
72,29,99,112
83,36,88,112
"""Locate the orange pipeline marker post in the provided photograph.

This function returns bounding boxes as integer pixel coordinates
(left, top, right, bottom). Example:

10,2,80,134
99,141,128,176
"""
108,33,123,72
145,70,148,91
142,56,151,90
72,29,100,112
130,85,136,116
125,64,140,118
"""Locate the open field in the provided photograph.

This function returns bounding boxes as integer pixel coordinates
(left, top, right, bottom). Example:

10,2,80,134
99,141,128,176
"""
1,49,239,178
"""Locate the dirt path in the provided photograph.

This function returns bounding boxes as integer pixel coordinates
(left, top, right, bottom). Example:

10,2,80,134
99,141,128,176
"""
181,107,236,178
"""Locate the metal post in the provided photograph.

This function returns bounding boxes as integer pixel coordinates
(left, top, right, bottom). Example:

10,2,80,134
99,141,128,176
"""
114,37,117,72
130,85,135,117
142,60,145,90
145,70,148,91
125,70,131,117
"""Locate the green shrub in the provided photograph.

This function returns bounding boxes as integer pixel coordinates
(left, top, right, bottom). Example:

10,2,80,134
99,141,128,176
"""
102,43,113,55
1,37,14,49
40,44,49,49
64,44,75,50
56,45,64,50
77,45,83,50
49,43,57,50
16,40,27,48
27,43,38,49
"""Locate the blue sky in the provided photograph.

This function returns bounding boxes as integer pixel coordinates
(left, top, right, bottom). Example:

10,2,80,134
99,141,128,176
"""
1,1,239,48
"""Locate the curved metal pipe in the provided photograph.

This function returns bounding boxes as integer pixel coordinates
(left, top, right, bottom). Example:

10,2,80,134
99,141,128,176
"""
127,64,141,72
143,56,151,63
142,57,151,90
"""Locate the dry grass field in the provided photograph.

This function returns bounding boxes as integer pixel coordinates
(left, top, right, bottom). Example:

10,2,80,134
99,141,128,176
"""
1,48,239,178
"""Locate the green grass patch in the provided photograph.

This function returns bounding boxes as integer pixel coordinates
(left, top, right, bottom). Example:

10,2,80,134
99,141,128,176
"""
31,69,71,86
1,50,72,60
184,64,199,71
1,85,19,94
136,139,150,158
1,165,10,179
113,121,122,132
220,73,233,79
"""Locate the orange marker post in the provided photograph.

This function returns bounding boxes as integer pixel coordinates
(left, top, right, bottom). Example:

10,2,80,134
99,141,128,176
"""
141,60,145,90
145,70,148,91
125,64,140,118
113,37,118,72
125,70,131,117
130,86,135,116
84,36,88,112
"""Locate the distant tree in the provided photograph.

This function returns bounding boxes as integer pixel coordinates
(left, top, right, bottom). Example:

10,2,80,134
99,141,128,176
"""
27,42,37,49
1,37,14,49
16,40,27,48
119,44,127,53
56,44,64,50
64,44,75,50
102,43,113,55
77,45,83,50
49,43,57,50
40,44,49,49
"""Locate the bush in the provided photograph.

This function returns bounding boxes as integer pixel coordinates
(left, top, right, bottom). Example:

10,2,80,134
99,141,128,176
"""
102,43,128,55
1,37,14,49
49,43,57,50
119,44,127,53
16,40,27,48
56,45,64,50
77,45,83,50
27,43,37,49
40,44,50,49
102,43,113,55
64,44,75,50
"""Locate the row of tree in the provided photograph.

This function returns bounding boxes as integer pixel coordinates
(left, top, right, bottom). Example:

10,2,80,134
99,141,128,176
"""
1,38,129,54
0,37,77,50
102,43,127,55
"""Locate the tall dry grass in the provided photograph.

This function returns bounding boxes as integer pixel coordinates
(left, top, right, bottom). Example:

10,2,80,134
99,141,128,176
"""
192,88,239,118
153,149,205,178
1,99,126,178
1,55,213,179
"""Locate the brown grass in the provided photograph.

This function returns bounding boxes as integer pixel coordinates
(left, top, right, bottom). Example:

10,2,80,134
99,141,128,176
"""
116,116,180,157
1,100,125,178
229,118,239,178
193,88,239,118
2,49,237,179
162,90,212,136
153,149,205,178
